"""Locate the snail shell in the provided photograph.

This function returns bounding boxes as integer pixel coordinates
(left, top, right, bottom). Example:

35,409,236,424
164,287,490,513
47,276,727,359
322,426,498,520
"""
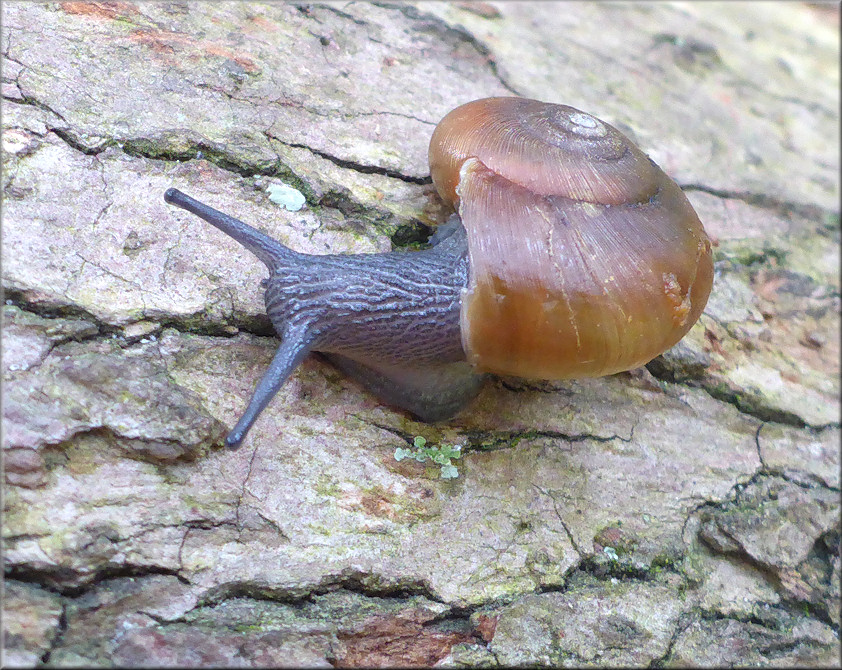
429,97,713,379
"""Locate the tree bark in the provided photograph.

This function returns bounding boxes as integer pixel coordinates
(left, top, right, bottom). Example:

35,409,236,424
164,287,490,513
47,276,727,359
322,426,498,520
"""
3,2,839,666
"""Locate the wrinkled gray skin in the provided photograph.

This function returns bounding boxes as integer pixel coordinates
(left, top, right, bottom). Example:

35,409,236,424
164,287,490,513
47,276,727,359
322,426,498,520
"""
164,189,485,448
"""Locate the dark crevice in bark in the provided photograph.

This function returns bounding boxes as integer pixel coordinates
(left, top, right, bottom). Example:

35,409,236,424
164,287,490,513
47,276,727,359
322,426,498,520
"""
682,183,840,223
651,568,840,664
307,3,370,27
300,143,429,184
694,473,840,629
122,136,283,180
359,420,635,458
169,584,487,660
196,572,446,610
2,318,103,363
754,422,768,469
1,47,26,69
706,602,837,638
701,384,800,427
50,127,107,156
135,609,172,625
3,290,117,333
264,130,430,185
755,423,841,492
574,556,658,582
648,612,696,667
697,379,838,431
6,92,68,123
535,498,586,566
315,572,446,604
644,360,835,431
463,425,637,452
759,466,841,492
4,563,190,598
544,554,684,599
2,289,276,343
373,1,522,96
38,602,68,666
698,542,839,631
732,470,836,501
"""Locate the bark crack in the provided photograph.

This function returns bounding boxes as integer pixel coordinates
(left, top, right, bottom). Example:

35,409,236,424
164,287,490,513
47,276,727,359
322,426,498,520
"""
682,183,839,222
754,424,841,492
648,611,696,668
38,601,68,667
372,1,521,96
532,484,585,557
645,359,839,432
4,563,191,598
263,130,430,185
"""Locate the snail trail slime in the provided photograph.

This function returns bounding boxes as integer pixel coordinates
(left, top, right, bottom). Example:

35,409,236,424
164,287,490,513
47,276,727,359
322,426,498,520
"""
164,97,713,449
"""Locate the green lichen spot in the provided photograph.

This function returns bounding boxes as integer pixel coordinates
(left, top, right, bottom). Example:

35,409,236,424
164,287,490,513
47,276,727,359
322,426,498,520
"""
395,436,463,479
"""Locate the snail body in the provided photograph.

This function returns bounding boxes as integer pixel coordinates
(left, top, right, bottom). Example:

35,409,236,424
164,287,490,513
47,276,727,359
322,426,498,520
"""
165,97,713,449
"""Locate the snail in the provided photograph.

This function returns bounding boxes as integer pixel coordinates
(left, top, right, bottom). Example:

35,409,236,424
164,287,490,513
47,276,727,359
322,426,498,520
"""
164,97,713,449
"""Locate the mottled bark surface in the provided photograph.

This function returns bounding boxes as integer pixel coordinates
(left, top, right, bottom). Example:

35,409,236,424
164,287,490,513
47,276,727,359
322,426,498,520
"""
2,2,839,667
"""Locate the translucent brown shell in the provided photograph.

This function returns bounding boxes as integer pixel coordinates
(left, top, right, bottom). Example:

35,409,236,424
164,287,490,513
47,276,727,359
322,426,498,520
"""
428,97,714,379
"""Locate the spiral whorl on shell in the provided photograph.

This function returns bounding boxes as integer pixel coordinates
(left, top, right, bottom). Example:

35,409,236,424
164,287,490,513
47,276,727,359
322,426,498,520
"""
429,97,713,379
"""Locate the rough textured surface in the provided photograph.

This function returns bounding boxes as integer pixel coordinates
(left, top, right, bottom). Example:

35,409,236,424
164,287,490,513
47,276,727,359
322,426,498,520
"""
2,2,839,667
